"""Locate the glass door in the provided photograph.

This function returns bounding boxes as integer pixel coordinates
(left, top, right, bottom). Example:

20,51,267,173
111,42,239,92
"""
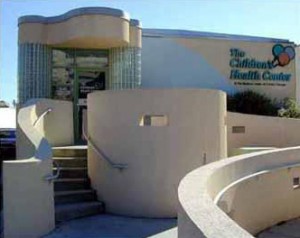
74,69,106,143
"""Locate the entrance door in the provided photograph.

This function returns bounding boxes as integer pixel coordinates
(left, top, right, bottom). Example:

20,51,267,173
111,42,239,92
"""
75,69,106,143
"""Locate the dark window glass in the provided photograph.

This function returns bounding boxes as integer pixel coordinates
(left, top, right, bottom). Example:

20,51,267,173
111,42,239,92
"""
76,50,108,68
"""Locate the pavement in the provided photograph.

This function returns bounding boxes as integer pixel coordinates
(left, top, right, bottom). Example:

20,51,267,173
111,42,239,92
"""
257,217,300,238
44,214,177,238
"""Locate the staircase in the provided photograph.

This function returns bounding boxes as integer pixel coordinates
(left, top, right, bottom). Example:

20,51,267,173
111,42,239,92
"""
52,146,104,223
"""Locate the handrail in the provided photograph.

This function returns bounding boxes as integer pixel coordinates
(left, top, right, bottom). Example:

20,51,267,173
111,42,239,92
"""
44,160,61,182
33,108,52,127
82,120,128,170
31,106,61,181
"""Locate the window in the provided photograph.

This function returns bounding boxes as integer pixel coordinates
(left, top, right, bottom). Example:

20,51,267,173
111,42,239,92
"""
232,126,245,134
293,177,300,189
139,115,168,127
51,49,108,101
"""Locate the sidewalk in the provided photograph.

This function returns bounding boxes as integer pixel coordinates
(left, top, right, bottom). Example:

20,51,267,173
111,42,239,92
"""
44,214,177,238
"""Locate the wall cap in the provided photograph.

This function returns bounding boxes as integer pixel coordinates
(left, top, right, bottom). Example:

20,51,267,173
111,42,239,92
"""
142,28,294,44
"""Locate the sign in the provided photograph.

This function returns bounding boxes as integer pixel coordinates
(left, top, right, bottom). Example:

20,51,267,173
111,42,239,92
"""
229,44,295,86
78,71,105,106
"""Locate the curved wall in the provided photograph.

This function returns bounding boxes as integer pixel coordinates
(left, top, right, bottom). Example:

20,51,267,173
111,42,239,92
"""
216,164,300,235
18,7,141,48
178,147,300,238
87,89,227,217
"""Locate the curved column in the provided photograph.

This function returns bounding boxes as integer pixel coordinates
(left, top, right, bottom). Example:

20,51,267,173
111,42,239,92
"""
108,19,142,90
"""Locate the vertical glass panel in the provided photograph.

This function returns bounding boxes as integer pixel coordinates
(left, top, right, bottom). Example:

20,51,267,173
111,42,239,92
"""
18,43,51,104
52,49,74,67
108,47,141,90
76,50,108,68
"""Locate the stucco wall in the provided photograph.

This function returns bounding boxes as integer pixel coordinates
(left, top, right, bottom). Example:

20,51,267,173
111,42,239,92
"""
227,112,300,154
3,159,54,238
35,99,74,146
19,16,129,48
141,36,296,101
216,164,300,235
4,100,55,238
295,46,300,103
88,89,227,217
178,146,300,238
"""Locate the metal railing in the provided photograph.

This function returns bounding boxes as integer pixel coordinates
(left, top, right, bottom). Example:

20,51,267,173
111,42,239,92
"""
32,107,61,181
33,108,52,127
82,121,128,170
44,160,61,182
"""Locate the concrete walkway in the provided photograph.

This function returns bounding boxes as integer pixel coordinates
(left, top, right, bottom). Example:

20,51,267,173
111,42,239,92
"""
44,214,177,238
257,218,300,238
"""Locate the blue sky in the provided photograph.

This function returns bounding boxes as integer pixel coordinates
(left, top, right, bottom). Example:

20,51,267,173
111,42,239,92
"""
1,0,300,104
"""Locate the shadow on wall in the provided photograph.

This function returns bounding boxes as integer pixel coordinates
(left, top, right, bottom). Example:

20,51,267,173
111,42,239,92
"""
141,37,236,94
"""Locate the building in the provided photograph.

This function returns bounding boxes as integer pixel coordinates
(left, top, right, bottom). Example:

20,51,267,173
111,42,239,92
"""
8,6,300,238
17,7,300,142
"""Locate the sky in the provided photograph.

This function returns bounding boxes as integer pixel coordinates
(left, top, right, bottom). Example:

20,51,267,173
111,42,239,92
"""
0,0,300,104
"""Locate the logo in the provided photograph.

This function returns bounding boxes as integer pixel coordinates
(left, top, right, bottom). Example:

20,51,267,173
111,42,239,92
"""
272,44,295,67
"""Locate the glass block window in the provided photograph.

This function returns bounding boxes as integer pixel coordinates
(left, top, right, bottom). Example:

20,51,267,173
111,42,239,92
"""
108,47,141,90
18,43,51,104
18,46,140,104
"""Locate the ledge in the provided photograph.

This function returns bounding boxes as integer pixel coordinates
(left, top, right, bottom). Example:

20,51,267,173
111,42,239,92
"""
18,7,130,25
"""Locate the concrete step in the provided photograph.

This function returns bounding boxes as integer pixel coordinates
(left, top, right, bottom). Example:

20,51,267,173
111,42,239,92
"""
55,201,104,223
55,189,97,205
55,167,88,179
54,178,90,192
53,157,87,168
53,145,87,157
